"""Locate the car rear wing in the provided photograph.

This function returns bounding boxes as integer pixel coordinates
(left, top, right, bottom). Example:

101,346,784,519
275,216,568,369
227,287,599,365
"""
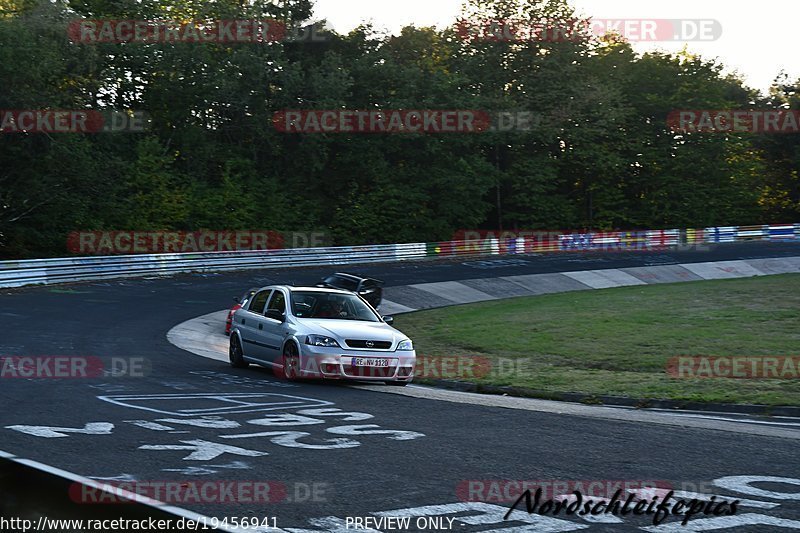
335,272,385,287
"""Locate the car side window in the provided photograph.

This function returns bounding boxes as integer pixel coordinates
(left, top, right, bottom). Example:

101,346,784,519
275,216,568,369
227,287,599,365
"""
266,290,286,315
248,290,271,314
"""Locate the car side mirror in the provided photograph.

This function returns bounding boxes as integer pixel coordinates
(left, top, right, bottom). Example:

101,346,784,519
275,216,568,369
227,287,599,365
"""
233,297,241,303
382,315,394,325
265,309,285,322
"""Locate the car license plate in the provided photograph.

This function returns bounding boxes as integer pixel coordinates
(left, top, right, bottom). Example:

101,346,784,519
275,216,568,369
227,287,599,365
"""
352,357,389,367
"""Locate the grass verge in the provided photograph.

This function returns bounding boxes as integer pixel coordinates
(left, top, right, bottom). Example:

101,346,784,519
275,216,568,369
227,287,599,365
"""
394,274,800,406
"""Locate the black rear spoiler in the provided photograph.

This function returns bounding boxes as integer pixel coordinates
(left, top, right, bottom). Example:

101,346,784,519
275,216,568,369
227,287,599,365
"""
336,272,385,286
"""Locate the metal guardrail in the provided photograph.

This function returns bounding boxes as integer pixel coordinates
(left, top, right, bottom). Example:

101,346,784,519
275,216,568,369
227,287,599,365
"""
0,244,424,288
0,450,238,532
0,224,798,289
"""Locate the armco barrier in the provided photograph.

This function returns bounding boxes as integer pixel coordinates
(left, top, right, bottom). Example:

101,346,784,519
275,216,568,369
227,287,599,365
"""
769,223,796,239
0,450,234,531
0,224,798,289
706,226,737,243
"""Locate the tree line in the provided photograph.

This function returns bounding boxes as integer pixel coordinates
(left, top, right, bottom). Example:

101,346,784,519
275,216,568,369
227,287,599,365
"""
1,0,798,258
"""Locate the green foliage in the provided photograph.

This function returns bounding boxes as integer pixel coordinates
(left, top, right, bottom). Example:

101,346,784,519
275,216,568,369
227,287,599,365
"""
0,0,797,258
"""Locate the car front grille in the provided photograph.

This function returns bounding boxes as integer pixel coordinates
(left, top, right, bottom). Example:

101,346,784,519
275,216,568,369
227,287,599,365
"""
345,339,392,350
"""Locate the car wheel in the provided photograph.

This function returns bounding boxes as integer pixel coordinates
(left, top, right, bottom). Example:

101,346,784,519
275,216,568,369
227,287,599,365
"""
229,335,248,368
385,380,409,387
280,343,300,381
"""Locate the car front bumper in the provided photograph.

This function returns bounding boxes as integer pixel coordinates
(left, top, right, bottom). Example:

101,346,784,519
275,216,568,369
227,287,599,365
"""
299,345,416,382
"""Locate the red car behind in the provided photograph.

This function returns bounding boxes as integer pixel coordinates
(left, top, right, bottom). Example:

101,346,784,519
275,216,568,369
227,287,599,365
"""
225,287,258,335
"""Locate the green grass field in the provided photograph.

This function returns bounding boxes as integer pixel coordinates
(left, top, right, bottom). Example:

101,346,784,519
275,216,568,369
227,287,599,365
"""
394,274,800,406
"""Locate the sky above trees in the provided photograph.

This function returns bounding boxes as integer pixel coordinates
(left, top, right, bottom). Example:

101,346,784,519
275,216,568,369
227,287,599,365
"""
312,0,798,93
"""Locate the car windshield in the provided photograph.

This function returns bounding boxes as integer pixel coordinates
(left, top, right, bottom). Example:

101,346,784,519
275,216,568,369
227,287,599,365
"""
291,291,380,322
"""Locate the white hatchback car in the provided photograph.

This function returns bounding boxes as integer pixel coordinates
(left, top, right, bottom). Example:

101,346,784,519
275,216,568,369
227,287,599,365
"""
229,286,415,385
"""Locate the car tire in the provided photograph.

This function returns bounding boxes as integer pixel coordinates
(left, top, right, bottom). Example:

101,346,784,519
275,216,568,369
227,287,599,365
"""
229,335,248,368
279,343,300,382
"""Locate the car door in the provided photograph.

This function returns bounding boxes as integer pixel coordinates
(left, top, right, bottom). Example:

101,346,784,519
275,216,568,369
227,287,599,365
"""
239,289,271,360
260,289,289,364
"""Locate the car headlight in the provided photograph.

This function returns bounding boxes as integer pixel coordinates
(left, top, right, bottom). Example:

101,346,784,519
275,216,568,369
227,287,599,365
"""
396,339,413,351
305,335,341,348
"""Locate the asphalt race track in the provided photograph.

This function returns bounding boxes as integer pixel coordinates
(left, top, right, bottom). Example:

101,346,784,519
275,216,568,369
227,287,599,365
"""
2,242,800,532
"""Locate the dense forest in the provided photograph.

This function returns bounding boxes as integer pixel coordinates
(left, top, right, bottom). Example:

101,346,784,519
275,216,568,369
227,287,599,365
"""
1,0,799,258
